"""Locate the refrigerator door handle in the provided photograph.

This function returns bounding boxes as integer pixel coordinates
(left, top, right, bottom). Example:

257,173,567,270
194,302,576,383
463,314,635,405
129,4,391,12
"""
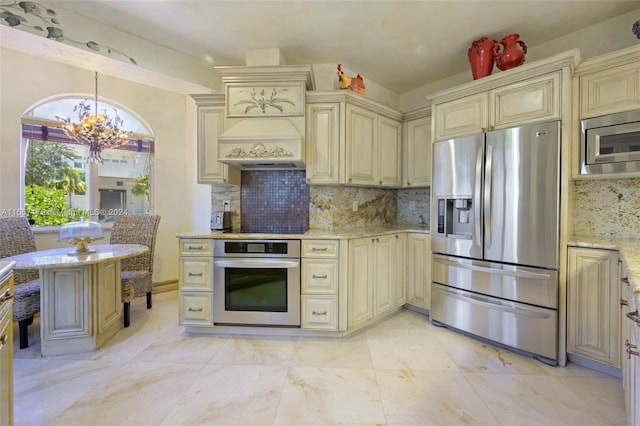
474,146,483,247
436,257,552,280
484,144,493,247
436,285,553,319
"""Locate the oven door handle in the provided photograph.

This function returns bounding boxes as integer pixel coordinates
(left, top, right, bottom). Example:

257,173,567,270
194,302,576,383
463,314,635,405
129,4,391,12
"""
214,259,300,269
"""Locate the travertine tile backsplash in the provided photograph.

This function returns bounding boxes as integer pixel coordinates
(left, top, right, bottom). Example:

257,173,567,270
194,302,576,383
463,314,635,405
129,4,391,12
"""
572,178,640,238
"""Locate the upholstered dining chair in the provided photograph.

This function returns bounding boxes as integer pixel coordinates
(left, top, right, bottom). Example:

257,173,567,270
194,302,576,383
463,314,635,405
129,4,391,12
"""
109,214,160,327
0,216,41,349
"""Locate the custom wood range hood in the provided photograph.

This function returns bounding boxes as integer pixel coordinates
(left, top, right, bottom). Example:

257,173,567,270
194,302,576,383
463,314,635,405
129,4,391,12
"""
215,60,315,170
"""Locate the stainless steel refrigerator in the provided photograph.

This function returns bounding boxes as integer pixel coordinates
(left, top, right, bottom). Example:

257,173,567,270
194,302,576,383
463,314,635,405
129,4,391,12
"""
430,120,560,364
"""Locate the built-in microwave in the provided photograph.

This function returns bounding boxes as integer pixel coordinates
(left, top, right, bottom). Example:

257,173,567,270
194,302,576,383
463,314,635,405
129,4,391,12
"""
580,109,640,175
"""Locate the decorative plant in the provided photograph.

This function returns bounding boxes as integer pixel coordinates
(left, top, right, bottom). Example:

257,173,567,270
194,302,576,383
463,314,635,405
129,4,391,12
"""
234,88,296,114
0,1,137,64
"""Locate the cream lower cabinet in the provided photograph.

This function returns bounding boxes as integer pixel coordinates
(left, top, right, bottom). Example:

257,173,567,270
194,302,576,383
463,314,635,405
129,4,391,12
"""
433,71,561,140
620,263,640,425
406,233,431,311
178,239,214,327
0,269,13,426
191,94,240,185
348,234,403,329
567,247,621,371
301,240,340,331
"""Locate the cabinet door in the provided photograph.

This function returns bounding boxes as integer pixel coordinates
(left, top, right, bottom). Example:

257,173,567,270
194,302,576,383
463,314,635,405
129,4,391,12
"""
345,104,377,185
406,233,431,310
374,235,396,316
197,106,239,184
348,237,374,328
434,93,488,140
490,72,560,129
580,62,640,118
394,233,407,306
377,117,402,187
567,247,620,367
404,116,432,187
0,276,12,426
306,103,341,184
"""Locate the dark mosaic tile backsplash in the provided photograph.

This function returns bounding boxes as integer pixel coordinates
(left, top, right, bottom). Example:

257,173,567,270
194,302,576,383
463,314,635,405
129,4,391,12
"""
241,170,310,233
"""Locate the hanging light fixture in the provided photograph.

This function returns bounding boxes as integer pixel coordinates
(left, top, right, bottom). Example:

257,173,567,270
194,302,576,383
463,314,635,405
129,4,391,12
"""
57,71,130,163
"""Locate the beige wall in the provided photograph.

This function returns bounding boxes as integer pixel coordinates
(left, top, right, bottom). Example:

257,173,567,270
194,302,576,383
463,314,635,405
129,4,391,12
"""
0,48,199,284
399,8,640,112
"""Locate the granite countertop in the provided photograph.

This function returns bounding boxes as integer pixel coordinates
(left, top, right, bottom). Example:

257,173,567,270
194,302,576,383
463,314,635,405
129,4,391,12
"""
3,244,149,269
177,226,430,240
568,235,640,315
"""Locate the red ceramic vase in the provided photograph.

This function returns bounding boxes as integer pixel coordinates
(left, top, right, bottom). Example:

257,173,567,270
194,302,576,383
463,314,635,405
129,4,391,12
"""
468,37,496,80
493,33,528,71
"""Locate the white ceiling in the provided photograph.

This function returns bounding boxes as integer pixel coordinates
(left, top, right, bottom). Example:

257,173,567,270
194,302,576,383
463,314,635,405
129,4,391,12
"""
54,0,640,93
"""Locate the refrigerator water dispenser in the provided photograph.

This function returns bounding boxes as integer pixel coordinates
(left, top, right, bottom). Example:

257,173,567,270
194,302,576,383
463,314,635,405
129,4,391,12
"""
437,198,473,239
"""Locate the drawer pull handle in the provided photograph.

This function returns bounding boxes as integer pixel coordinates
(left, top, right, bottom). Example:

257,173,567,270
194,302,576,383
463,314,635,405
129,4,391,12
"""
625,339,639,359
187,245,204,250
312,310,327,316
311,247,328,252
627,310,640,326
620,298,629,307
312,274,328,280
188,272,204,277
0,334,7,348
0,290,13,303
188,307,203,312
621,277,630,285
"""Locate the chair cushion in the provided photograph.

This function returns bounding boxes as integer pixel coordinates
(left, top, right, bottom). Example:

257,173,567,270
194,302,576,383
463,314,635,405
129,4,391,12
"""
120,271,152,303
13,279,40,321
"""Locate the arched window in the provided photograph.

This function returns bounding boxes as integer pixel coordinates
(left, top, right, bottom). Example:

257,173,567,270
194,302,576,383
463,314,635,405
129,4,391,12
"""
21,96,154,226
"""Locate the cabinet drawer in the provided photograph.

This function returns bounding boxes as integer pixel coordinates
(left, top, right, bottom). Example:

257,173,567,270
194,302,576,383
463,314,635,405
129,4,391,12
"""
302,259,338,293
301,295,338,330
179,258,212,291
302,240,339,258
178,292,213,326
179,239,213,257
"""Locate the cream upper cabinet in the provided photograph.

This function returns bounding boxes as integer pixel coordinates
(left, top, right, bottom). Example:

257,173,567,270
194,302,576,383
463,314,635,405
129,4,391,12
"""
306,103,341,185
345,103,378,185
406,233,431,310
403,113,432,187
567,247,621,370
306,91,403,188
191,94,240,185
434,92,488,140
433,72,560,140
576,46,640,119
377,116,403,186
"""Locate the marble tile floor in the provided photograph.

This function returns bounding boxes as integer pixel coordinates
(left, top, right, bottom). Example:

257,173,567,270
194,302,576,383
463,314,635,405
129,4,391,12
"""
12,290,626,426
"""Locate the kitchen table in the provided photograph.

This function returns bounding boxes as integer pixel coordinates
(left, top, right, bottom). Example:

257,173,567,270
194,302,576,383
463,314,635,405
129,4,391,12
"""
4,244,148,356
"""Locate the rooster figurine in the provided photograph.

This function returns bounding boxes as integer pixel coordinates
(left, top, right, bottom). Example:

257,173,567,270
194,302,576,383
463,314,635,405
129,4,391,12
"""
337,64,366,95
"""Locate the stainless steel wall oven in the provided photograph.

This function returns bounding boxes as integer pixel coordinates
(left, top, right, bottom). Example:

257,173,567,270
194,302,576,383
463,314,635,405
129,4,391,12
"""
213,239,301,327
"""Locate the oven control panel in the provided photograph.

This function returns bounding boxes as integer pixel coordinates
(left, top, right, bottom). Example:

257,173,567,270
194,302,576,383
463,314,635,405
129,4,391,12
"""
214,240,301,258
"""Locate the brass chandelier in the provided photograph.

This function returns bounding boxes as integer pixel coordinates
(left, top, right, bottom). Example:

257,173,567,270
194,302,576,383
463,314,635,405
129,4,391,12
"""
58,71,130,162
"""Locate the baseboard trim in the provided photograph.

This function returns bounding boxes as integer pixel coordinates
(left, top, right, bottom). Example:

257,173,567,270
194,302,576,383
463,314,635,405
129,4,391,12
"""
152,279,177,293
